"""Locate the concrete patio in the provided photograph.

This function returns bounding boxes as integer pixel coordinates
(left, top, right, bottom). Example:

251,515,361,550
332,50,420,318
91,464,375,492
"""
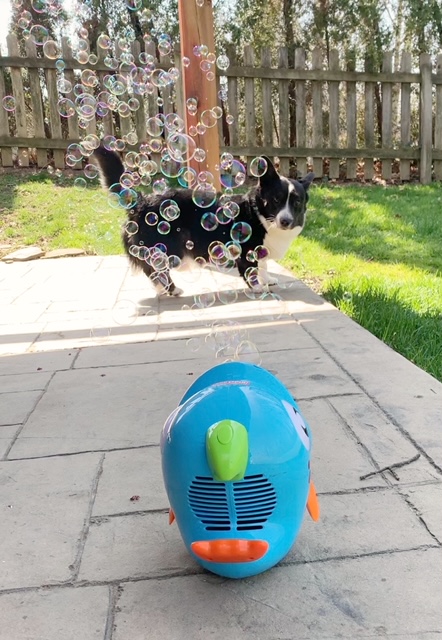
0,255,441,640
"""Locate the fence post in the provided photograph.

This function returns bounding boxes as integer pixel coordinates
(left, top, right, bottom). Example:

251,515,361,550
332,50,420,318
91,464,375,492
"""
434,53,442,182
419,53,432,185
178,0,220,189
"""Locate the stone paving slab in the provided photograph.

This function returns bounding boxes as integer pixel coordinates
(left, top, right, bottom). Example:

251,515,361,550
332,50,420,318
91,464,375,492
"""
0,370,52,393
0,425,19,458
0,390,43,426
0,453,102,589
0,349,77,375
297,398,387,492
400,483,442,543
285,489,434,564
0,586,109,640
7,361,208,458
295,308,442,467
79,512,198,582
329,394,440,485
92,447,166,516
112,548,442,640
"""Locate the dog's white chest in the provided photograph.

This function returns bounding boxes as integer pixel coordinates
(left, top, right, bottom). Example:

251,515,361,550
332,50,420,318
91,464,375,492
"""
263,226,302,260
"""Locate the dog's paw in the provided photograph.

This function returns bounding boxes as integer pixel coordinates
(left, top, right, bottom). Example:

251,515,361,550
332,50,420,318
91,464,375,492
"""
169,287,183,297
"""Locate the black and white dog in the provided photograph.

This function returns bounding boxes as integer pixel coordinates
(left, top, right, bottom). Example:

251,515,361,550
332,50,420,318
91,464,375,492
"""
94,146,314,295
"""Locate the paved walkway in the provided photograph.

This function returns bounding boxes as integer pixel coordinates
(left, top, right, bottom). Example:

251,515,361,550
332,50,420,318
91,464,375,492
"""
0,255,441,640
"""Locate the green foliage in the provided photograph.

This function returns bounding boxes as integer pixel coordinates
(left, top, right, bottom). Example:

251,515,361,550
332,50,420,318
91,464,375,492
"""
282,183,442,381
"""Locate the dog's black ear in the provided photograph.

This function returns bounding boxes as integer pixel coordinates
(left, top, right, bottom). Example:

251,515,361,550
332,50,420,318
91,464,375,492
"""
299,172,315,190
258,156,280,183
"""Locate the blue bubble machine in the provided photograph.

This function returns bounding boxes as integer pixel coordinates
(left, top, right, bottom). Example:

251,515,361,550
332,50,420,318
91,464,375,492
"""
160,361,320,579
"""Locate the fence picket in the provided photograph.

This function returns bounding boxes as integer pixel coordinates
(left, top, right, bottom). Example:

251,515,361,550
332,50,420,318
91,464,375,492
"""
400,52,412,181
0,45,13,167
278,47,289,175
6,34,29,167
225,45,238,149
295,48,307,177
96,38,114,138
25,38,47,168
345,50,357,180
261,47,273,164
244,45,256,166
311,48,323,177
382,52,393,179
434,53,442,181
328,49,340,180
364,55,375,180
44,52,64,169
420,53,433,185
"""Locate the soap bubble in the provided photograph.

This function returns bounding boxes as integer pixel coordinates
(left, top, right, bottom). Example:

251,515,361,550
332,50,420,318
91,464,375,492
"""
30,24,49,45
255,245,269,260
220,159,246,189
145,212,158,226
250,156,268,178
2,96,16,111
159,199,180,221
186,337,201,353
195,289,216,309
235,340,262,365
260,292,286,320
178,168,197,188
74,177,87,189
200,212,218,231
125,0,142,10
152,178,168,195
185,240,194,250
119,188,138,209
18,10,32,29
125,221,139,236
31,0,47,12
192,183,217,208
246,249,257,262
146,116,163,137
244,266,260,289
200,109,217,128
160,154,183,179
225,241,241,260
84,164,98,179
57,78,72,93
167,133,196,162
158,221,171,235
218,289,238,305
216,54,230,71
43,39,61,59
169,255,182,270
97,33,111,49
112,300,138,325
231,222,252,243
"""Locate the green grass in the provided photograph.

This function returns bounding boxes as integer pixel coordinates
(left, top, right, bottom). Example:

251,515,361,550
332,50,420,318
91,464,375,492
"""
282,183,442,382
0,171,125,255
1,170,441,381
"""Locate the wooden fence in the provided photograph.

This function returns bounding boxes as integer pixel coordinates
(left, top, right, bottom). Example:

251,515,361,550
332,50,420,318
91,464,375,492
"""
1,32,442,183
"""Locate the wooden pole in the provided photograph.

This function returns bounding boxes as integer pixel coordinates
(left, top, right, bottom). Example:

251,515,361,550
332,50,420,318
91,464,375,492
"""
178,0,220,190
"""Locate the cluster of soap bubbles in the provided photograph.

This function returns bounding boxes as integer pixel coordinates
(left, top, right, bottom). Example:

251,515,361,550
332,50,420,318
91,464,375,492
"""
185,320,262,365
8,0,290,361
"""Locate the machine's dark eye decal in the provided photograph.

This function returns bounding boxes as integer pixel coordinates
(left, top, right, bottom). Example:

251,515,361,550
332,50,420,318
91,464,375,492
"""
282,400,310,450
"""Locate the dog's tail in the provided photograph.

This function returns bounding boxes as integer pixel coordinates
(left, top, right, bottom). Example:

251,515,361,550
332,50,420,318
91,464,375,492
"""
93,146,125,192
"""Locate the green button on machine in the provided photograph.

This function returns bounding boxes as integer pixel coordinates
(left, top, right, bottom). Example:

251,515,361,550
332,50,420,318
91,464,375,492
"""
206,419,248,482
